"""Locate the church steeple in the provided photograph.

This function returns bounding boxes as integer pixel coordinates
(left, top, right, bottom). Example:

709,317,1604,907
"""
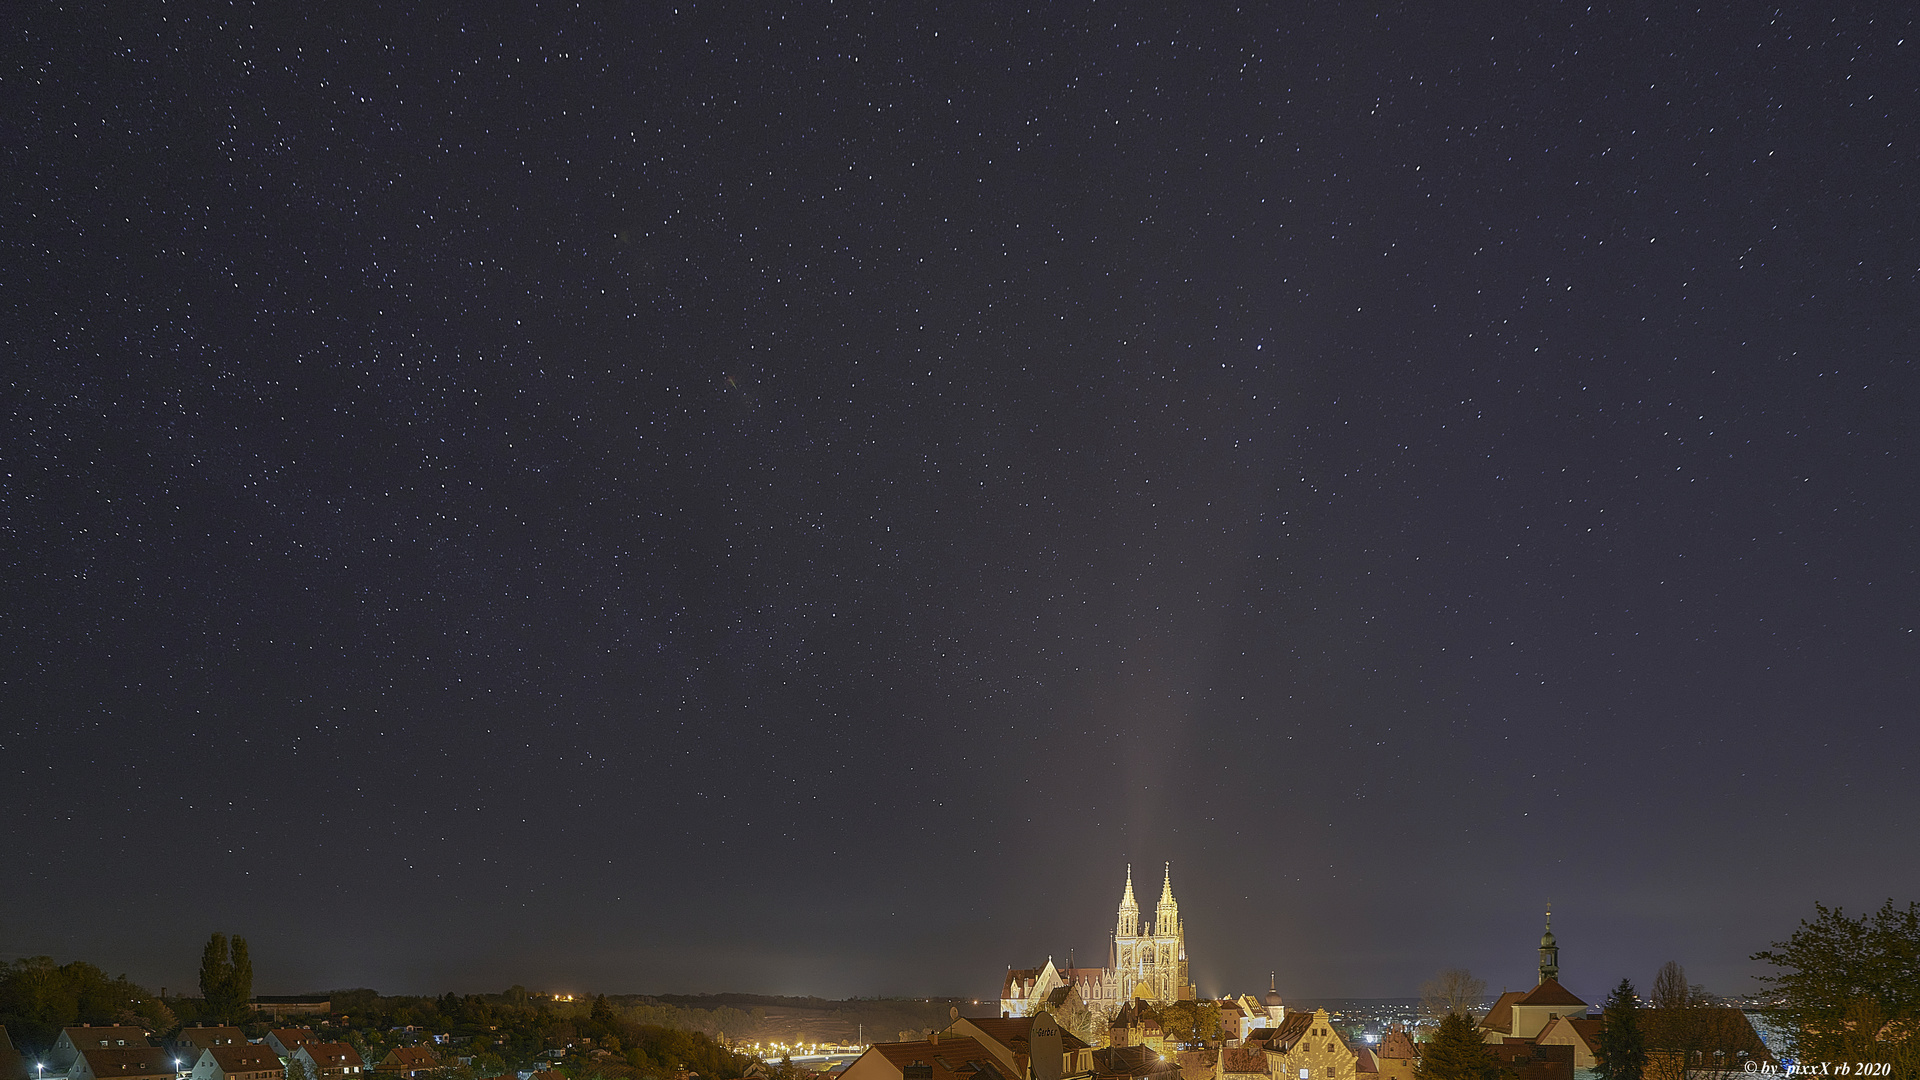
1538,904,1560,983
1116,864,1140,938
1154,862,1180,936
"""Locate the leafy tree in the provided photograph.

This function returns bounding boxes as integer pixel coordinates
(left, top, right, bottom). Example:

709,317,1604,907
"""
1051,994,1105,1050
228,938,253,1016
201,935,234,1020
1594,980,1647,1080
133,993,178,1034
345,1031,377,1068
288,1055,318,1080
591,996,619,1039
0,958,170,1053
197,934,252,1024
1751,900,1920,1063
1414,1013,1502,1080
1421,970,1488,1021
1825,997,1920,1080
1157,1001,1222,1049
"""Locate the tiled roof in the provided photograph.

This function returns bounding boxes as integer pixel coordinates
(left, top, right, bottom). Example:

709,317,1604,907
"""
65,1029,153,1050
1488,1041,1574,1079
1376,1031,1416,1061
207,1046,283,1073
1480,993,1526,1034
179,1030,247,1051
1,1027,25,1080
1090,1045,1182,1080
1515,980,1587,1009
1535,1016,1602,1050
76,1048,174,1078
381,1049,439,1068
1218,1048,1268,1076
965,1016,1091,1052
1353,1047,1378,1074
1002,970,1044,997
271,1031,318,1049
1258,1014,1314,1053
303,1044,365,1069
862,1039,1008,1080
1639,1008,1774,1062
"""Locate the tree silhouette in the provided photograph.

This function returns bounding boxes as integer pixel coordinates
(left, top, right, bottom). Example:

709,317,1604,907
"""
1421,971,1488,1021
197,933,252,1023
1593,980,1646,1080
1415,1013,1501,1080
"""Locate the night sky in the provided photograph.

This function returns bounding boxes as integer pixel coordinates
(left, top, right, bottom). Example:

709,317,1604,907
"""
5,2,1917,1006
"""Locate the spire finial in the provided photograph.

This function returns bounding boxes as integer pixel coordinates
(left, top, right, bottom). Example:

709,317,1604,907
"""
1538,901,1561,982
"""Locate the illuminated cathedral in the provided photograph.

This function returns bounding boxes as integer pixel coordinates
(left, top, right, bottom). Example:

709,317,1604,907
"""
1112,863,1193,1005
1001,863,1193,1020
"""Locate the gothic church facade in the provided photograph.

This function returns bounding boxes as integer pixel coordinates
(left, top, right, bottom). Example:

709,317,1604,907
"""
1112,863,1193,1005
1001,863,1193,1021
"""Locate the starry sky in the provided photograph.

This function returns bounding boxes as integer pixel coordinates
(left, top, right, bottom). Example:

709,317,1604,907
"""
5,2,1917,1005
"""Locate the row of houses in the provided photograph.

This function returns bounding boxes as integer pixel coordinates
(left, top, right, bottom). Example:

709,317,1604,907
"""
1478,920,1778,1080
842,994,1777,1080
832,1009,1412,1080
5,1024,439,1080
865,916,1783,1080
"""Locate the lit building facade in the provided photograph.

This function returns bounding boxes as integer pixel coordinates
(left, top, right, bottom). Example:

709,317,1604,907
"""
1001,864,1195,1024
1112,864,1193,1006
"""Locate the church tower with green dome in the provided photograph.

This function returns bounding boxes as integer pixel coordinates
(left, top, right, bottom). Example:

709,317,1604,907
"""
1538,906,1560,982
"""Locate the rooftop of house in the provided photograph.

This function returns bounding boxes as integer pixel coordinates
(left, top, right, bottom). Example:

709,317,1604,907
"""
203,1045,283,1073
862,1037,1009,1080
960,1016,1091,1054
1480,992,1527,1035
1089,1044,1183,1080
300,1044,365,1068
63,1029,153,1049
75,1048,175,1077
1515,980,1588,1010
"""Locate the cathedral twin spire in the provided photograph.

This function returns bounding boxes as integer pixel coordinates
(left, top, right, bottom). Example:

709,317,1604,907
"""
1121,860,1175,910
1116,863,1182,938
1113,862,1190,1004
